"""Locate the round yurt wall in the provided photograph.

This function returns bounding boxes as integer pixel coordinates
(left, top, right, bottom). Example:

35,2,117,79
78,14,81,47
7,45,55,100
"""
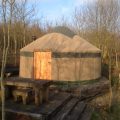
51,52,101,81
20,32,101,81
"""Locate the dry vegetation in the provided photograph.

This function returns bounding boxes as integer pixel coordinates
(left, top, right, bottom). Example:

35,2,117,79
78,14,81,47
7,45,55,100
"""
0,0,120,120
72,0,120,119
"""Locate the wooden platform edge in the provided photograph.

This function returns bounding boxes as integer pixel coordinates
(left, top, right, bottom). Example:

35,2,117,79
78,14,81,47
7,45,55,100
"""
0,107,43,119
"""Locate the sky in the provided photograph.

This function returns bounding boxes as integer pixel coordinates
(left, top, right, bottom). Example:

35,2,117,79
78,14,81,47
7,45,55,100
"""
31,0,95,23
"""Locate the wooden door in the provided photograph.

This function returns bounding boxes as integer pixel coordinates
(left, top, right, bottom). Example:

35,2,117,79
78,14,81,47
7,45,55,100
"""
34,52,51,80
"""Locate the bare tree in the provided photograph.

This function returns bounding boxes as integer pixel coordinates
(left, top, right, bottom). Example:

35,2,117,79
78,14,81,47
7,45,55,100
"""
73,0,120,107
1,0,7,120
0,1,15,120
18,0,35,46
73,0,120,69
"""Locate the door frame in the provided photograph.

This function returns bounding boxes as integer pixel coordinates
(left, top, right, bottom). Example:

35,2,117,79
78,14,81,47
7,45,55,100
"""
33,50,52,80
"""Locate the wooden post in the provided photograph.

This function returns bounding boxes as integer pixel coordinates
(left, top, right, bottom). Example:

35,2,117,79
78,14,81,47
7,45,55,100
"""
35,88,43,106
35,88,40,106
42,88,49,102
39,90,43,104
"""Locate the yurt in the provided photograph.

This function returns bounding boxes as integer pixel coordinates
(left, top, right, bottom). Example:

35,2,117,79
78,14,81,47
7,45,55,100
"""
20,31,101,81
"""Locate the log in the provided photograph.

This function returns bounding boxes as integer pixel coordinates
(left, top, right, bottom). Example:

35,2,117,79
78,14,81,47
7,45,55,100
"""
65,101,86,120
4,108,43,119
51,98,79,120
79,106,94,120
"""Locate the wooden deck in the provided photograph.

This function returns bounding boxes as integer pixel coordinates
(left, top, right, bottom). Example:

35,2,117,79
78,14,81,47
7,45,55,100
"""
0,92,93,120
1,77,110,120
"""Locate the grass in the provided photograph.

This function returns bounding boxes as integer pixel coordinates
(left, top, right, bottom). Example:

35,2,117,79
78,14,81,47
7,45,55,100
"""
111,76,119,87
91,76,120,120
109,103,120,120
91,102,120,120
91,110,103,120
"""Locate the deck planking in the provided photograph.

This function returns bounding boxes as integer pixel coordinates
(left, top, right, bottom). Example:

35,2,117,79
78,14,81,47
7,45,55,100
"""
65,101,86,120
51,98,79,120
1,92,72,119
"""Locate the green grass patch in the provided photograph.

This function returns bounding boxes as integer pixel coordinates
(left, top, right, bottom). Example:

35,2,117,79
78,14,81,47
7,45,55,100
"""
108,103,120,120
91,110,103,120
111,76,119,87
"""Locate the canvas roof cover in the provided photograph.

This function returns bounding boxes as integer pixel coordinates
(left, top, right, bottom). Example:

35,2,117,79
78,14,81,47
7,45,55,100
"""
50,26,76,38
21,33,101,53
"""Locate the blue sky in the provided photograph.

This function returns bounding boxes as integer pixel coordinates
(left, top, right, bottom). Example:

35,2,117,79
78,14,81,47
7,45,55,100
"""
30,0,95,23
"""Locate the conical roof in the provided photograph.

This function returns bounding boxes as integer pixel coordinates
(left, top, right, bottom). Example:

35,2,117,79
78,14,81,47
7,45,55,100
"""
50,26,76,38
21,33,101,53
71,35,101,53
21,33,72,52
